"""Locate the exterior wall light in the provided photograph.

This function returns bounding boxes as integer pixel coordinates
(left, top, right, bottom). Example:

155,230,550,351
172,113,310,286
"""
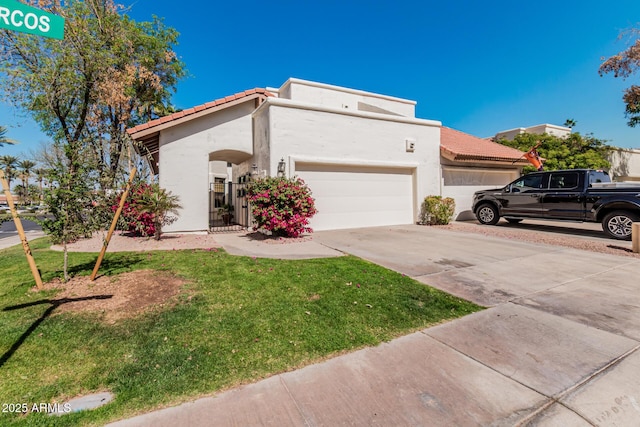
277,158,286,177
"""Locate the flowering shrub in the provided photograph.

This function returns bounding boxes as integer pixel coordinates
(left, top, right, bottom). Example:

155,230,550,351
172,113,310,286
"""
246,176,317,237
419,195,455,225
112,183,156,237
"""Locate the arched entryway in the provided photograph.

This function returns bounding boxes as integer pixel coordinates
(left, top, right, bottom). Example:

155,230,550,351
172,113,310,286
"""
208,149,252,230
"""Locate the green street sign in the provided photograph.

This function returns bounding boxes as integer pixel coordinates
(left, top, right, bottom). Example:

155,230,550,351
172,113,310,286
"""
0,0,64,40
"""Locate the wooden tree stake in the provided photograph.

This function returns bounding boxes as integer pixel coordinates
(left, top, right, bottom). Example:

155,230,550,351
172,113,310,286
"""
0,170,43,289
90,168,137,281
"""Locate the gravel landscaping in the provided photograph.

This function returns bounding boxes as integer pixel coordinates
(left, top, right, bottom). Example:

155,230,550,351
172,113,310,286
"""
440,220,639,258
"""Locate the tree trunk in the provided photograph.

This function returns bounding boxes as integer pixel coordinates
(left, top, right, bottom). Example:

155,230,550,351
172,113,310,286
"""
63,240,69,282
154,220,161,240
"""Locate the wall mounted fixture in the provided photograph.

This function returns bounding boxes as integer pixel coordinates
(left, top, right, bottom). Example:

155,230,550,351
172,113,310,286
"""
277,158,286,177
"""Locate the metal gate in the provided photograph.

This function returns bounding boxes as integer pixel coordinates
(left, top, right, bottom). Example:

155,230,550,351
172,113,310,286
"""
209,180,251,232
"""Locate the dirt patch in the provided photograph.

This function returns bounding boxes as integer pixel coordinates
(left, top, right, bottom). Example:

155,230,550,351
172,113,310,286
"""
37,270,188,323
51,231,222,253
438,222,640,258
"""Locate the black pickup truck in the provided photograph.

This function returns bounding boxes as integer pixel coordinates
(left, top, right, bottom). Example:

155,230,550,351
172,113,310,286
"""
472,169,640,240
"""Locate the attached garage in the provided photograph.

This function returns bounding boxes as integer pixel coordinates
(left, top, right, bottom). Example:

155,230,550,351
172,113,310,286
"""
441,167,520,220
295,162,415,231
440,127,528,220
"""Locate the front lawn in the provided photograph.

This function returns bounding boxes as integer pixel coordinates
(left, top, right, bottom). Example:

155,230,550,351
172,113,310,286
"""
0,238,482,426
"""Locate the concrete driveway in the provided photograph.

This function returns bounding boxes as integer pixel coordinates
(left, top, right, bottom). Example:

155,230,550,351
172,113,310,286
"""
110,224,640,427
315,224,640,307
313,225,640,425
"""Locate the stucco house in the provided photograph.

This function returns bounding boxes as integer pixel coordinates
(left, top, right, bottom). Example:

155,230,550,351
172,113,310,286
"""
607,148,640,182
494,123,572,141
495,123,640,183
440,127,528,220
127,78,526,232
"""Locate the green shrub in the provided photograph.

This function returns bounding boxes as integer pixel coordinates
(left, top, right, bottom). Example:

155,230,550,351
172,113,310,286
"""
419,196,455,225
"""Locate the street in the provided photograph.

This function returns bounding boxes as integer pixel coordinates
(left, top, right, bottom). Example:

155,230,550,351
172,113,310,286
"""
0,218,43,240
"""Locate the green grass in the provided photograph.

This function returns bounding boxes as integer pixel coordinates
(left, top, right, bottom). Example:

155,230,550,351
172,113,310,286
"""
0,238,483,426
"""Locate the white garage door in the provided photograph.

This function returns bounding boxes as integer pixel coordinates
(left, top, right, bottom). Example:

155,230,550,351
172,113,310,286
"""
295,163,415,231
441,167,519,220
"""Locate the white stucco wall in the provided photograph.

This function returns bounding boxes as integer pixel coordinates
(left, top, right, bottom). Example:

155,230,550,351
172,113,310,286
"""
209,161,228,177
252,108,272,176
607,148,640,181
158,102,256,232
525,124,570,138
495,124,571,141
256,98,441,224
441,165,520,220
280,78,416,118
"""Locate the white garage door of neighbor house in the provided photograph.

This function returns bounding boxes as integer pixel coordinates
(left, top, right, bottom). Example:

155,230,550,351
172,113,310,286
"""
295,163,415,231
441,168,518,220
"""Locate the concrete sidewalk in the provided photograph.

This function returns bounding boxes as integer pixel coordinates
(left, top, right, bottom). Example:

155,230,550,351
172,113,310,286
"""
0,231,46,250
107,225,640,426
211,232,343,259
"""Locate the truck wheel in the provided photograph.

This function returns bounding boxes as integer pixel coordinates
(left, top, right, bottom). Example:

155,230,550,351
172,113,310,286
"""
476,203,500,225
602,210,639,240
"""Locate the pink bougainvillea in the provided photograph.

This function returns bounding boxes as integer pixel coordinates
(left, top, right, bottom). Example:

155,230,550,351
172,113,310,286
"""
112,183,156,237
246,176,317,238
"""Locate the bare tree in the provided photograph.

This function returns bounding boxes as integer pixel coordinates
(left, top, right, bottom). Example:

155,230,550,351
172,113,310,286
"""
599,28,640,127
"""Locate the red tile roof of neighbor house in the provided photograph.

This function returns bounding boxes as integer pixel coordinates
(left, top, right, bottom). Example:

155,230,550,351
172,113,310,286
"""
127,88,274,136
440,126,528,163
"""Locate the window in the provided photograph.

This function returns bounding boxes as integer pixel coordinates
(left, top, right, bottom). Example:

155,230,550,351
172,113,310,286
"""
588,170,610,186
549,172,578,189
212,178,226,208
512,174,543,192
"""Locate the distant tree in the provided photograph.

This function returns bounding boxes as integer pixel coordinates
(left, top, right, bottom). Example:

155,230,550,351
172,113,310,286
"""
0,155,19,189
497,132,612,173
564,119,577,128
0,126,17,147
599,27,640,127
17,159,36,204
14,184,27,204
33,167,48,203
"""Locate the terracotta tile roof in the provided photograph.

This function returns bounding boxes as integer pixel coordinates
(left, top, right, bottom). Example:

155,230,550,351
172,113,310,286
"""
127,88,274,136
440,127,528,163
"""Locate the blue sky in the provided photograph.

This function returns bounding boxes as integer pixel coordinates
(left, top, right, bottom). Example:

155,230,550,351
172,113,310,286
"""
2,0,640,159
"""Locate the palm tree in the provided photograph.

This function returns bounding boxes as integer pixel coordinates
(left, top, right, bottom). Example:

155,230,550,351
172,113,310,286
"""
17,160,36,205
0,126,17,147
0,155,19,190
34,167,48,203
14,184,27,204
135,184,182,240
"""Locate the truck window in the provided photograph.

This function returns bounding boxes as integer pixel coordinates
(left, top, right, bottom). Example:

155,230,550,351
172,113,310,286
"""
512,174,543,192
588,171,611,186
549,172,579,189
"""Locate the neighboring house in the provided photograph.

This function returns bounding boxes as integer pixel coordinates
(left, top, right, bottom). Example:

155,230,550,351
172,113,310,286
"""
128,78,526,232
494,123,640,183
607,148,640,182
495,123,571,141
0,194,20,205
